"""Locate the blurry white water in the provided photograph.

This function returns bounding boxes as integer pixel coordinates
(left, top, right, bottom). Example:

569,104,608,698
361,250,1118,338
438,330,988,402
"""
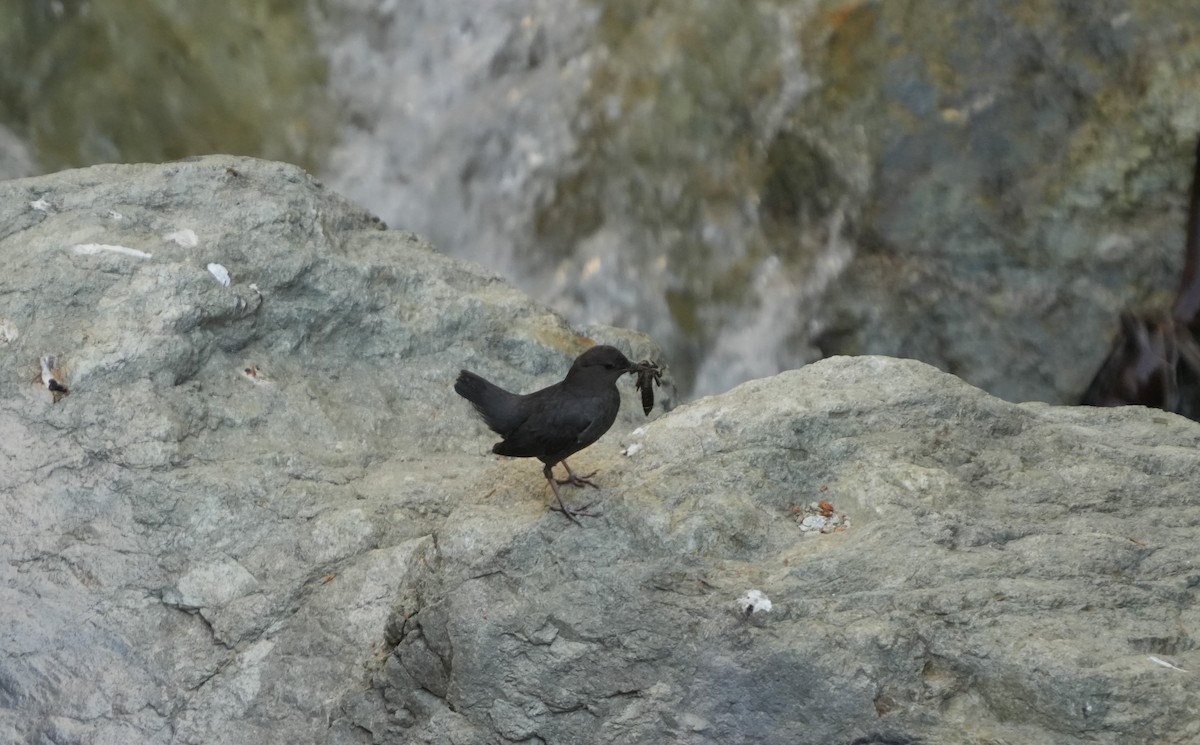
694,208,853,395
316,0,594,276
314,0,833,398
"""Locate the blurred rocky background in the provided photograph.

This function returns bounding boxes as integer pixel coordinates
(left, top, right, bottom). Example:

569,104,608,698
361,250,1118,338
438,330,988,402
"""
4,1,1200,400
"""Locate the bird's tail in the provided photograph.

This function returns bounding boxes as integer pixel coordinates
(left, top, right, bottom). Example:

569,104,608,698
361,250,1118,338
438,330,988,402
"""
454,370,523,437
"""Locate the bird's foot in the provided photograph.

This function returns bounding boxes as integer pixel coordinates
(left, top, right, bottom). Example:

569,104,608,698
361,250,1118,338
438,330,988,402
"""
546,464,601,526
556,471,598,489
549,501,602,526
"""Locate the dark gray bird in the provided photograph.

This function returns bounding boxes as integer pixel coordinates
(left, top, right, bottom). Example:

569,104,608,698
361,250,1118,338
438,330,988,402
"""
455,345,635,524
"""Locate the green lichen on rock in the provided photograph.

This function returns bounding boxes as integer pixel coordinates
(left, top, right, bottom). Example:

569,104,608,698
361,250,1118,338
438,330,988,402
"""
0,0,333,171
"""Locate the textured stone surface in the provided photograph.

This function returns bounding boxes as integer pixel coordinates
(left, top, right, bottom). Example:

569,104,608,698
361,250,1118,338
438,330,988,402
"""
799,0,1200,408
0,157,661,744
375,355,1200,745
2,159,1199,745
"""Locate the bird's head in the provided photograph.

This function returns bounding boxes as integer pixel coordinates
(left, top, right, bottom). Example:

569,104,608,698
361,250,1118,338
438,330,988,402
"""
565,345,635,383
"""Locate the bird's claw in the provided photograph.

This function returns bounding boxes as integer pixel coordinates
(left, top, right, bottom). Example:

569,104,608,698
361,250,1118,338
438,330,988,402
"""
549,502,602,525
556,471,599,489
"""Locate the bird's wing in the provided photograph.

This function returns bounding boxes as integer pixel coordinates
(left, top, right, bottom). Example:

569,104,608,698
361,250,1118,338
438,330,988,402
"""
492,393,598,459
573,406,616,446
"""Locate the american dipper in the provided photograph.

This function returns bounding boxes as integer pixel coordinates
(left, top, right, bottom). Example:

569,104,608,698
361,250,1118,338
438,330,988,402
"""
455,345,635,524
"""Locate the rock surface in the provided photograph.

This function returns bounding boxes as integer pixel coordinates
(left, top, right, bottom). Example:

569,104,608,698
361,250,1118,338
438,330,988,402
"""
0,156,662,744
3,159,1199,745
383,357,1200,745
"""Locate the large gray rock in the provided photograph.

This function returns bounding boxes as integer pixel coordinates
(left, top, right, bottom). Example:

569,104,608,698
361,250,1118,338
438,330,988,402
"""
0,156,661,744
2,158,1198,745
373,356,1200,745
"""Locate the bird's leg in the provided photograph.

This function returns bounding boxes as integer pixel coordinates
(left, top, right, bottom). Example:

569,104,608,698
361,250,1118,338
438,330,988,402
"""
544,463,600,525
556,459,599,488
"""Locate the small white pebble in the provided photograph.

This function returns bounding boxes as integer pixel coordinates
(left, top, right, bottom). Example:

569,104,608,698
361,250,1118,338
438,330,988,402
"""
106,210,123,220
207,263,231,287
737,589,772,615
798,515,828,533
165,228,198,248
0,319,17,344
622,443,643,457
30,198,51,212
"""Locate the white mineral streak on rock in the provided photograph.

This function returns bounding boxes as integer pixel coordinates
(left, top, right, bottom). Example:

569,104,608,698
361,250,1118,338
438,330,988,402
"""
72,243,152,259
